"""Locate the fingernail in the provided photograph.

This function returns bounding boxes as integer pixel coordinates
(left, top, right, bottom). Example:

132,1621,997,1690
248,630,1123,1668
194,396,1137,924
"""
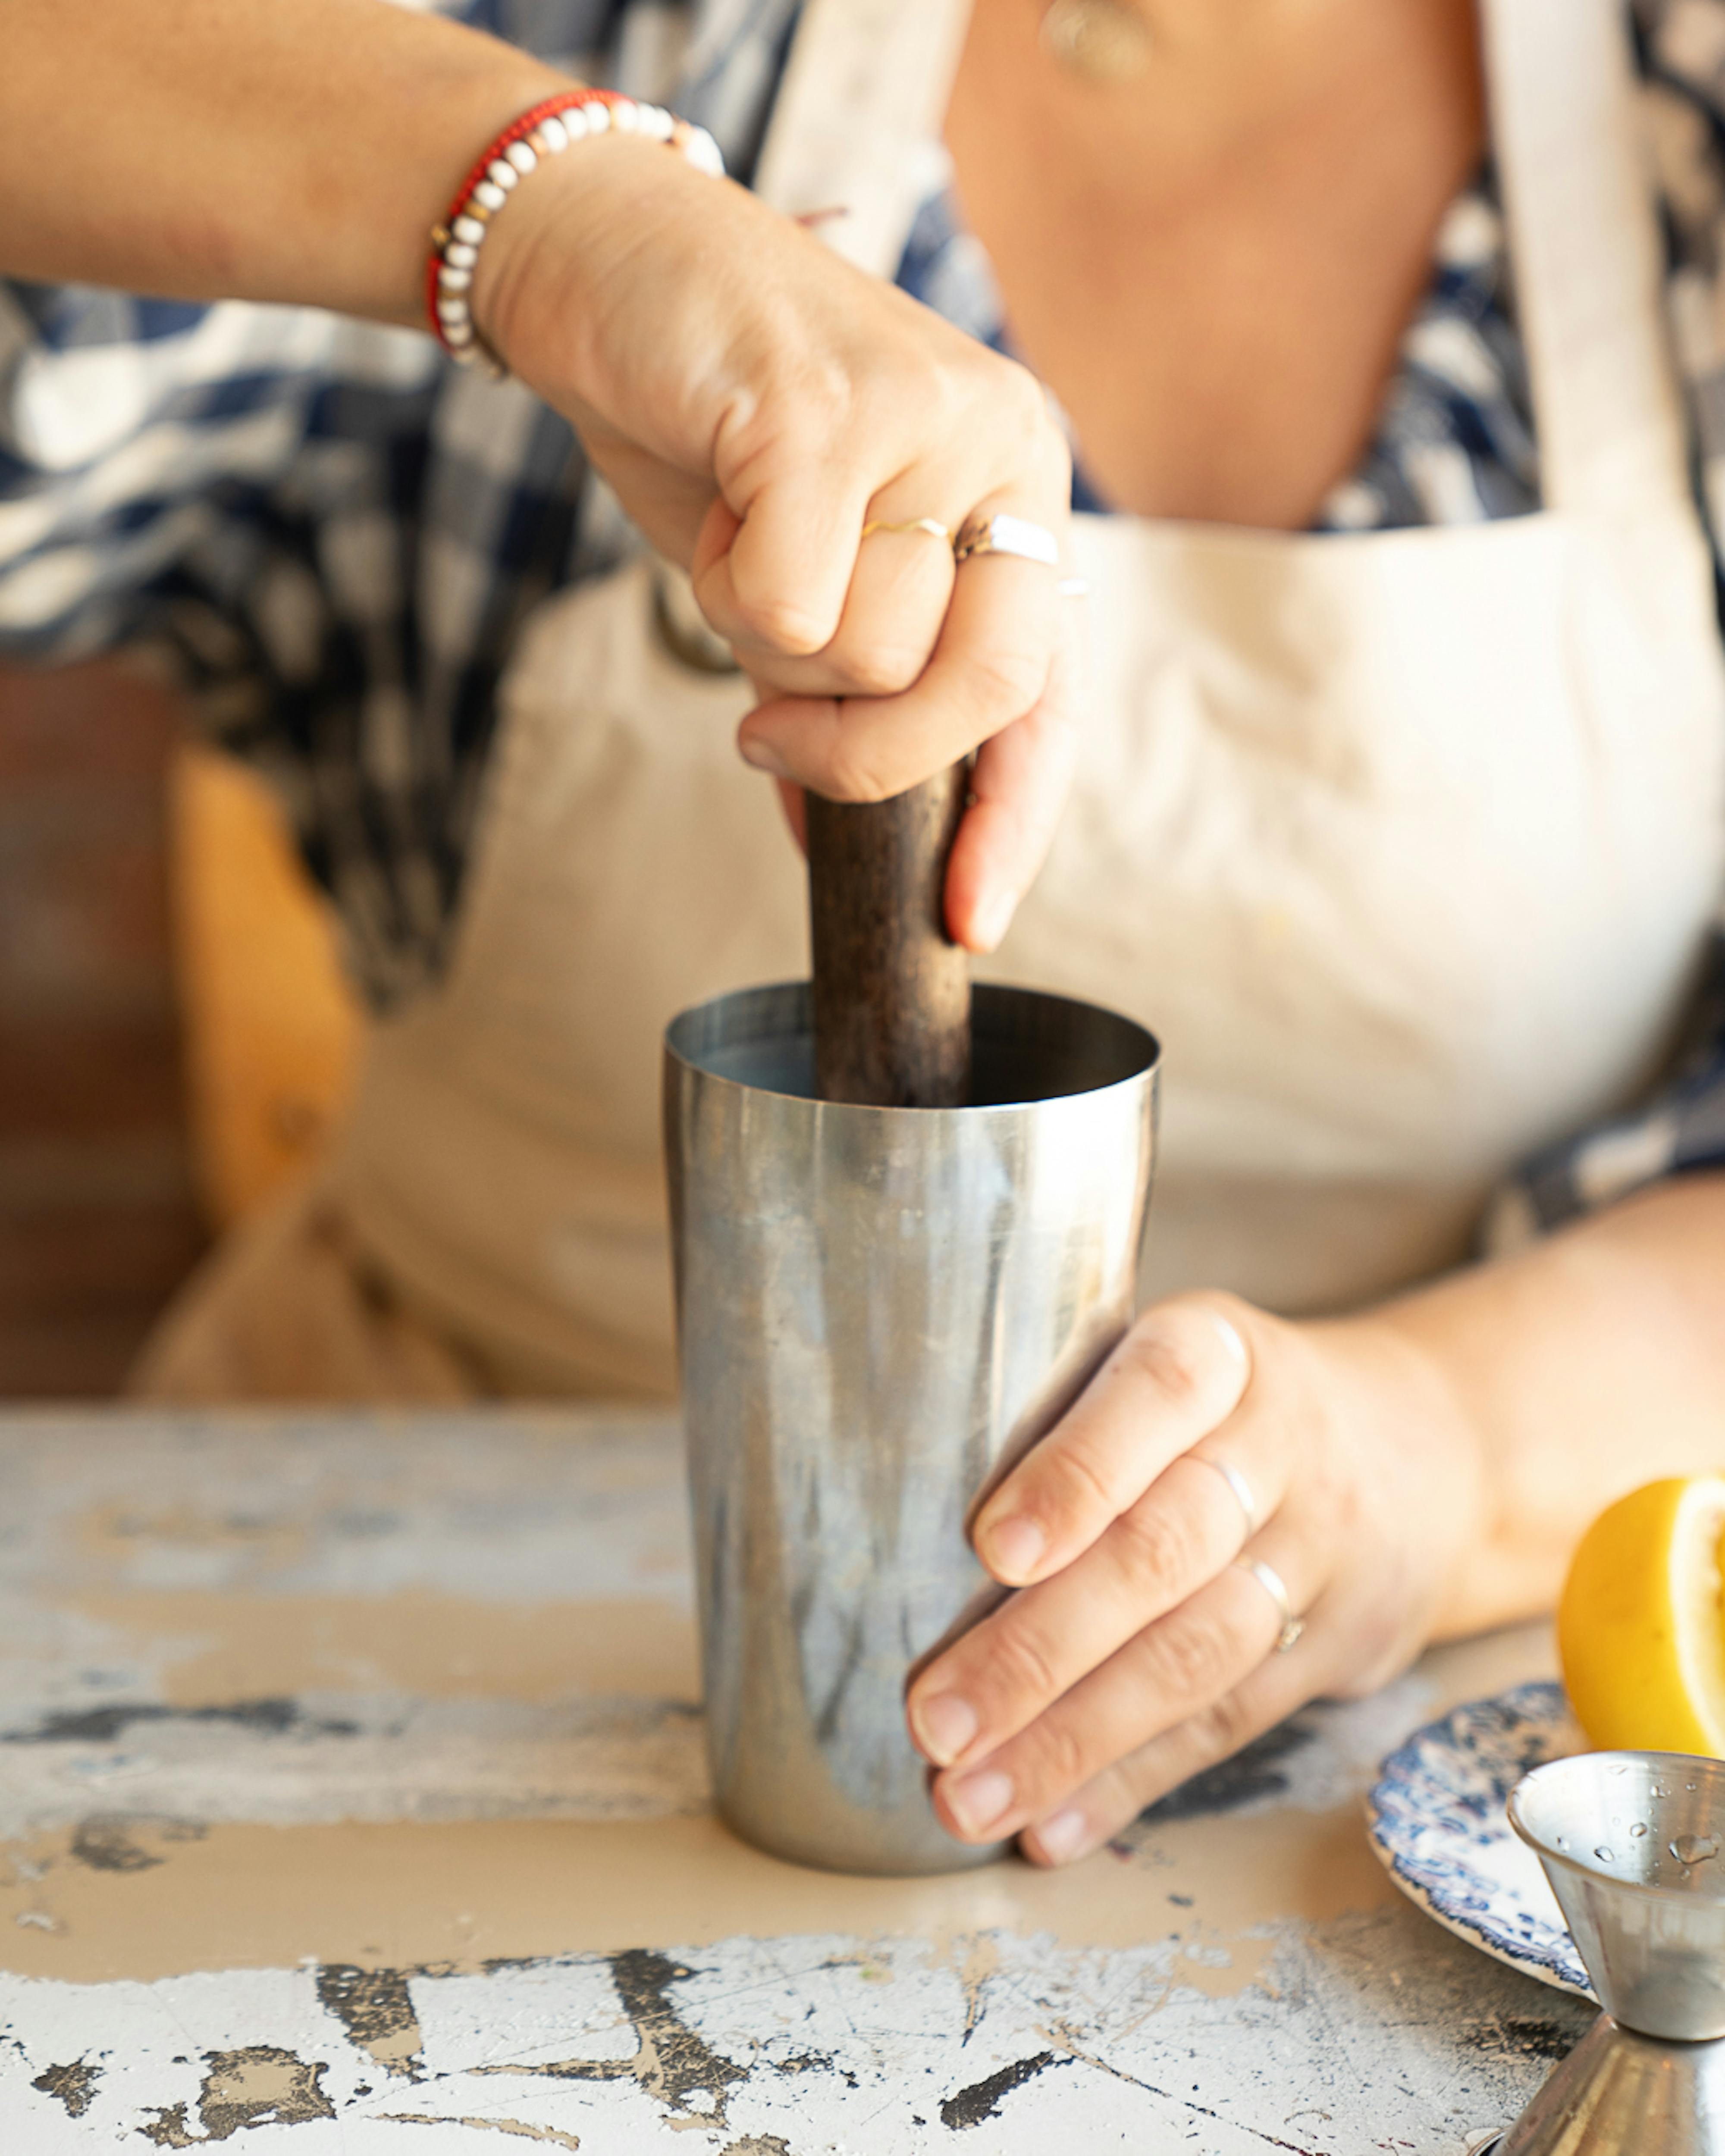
1211,1313,1248,1368
946,1768,1014,1839
967,886,1016,955
738,737,791,779
1031,1808,1090,1865
980,1514,1045,1583
910,1690,979,1767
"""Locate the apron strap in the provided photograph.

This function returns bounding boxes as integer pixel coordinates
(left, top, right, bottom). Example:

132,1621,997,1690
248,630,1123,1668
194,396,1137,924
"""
752,0,972,276
1482,0,1691,518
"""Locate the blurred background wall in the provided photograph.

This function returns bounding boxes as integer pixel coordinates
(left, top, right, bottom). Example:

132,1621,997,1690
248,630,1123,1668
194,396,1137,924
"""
0,663,358,1398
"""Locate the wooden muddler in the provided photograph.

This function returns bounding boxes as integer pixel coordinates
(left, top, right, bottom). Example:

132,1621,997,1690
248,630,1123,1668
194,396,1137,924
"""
806,768,972,1107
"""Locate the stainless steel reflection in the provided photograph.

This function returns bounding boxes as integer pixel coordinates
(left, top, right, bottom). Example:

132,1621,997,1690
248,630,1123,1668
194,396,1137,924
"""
1489,1752,1725,2156
1494,2013,1725,2156
664,981,1158,1875
1511,1752,1725,2040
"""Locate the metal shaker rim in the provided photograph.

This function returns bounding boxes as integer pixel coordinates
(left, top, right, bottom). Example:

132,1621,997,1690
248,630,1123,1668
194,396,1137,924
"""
665,978,1160,1116
665,974,1160,1873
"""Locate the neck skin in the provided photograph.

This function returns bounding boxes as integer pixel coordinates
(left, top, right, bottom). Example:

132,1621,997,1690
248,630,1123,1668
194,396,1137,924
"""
947,0,1487,524
1055,0,1392,64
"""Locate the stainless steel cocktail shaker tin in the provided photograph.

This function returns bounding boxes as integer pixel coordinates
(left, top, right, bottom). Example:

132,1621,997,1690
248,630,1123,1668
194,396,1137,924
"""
665,980,1158,1874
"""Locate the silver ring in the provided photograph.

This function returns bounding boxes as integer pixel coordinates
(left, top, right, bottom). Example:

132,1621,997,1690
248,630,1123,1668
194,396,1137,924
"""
1191,1454,1258,1538
953,512,1062,569
1236,1557,1305,1655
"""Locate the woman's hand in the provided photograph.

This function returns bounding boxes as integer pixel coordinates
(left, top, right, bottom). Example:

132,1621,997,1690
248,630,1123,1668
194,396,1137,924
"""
476,137,1078,951
903,1292,1488,1864
0,0,1075,943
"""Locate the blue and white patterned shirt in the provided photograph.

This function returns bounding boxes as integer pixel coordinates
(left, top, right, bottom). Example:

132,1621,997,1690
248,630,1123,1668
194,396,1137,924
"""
2,0,1724,1235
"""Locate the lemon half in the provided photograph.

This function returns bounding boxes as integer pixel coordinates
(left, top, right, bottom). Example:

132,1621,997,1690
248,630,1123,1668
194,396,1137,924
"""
1558,1475,1725,1756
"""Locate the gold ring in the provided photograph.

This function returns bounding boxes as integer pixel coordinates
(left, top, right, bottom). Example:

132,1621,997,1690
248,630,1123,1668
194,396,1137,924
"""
861,517,951,543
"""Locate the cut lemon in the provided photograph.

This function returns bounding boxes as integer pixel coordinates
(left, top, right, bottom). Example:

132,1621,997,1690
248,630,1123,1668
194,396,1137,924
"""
1558,1475,1725,1756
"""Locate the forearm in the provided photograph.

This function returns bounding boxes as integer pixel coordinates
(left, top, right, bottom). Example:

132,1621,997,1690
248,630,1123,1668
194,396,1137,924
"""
1365,1172,1725,1636
0,0,567,323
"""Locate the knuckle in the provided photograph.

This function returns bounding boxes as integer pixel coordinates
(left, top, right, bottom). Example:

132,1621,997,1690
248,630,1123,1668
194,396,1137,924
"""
833,639,925,699
968,640,1047,717
774,346,857,432
1042,430,1075,496
820,736,899,803
910,350,977,434
1186,1685,1256,1763
1084,1764,1147,1843
989,354,1069,471
1143,1608,1235,1705
731,590,832,658
981,350,1044,426
1022,1711,1090,1797
1115,1319,1213,1415
987,1619,1064,1708
1048,1438,1125,1523
1006,353,1045,408
1112,1496,1204,1595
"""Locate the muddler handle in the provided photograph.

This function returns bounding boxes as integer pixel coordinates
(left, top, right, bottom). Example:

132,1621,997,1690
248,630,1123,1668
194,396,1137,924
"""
806,768,972,1107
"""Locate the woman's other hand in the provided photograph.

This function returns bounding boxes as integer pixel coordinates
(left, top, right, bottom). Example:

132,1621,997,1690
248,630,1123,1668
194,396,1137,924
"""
903,1292,1487,1863
475,138,1077,951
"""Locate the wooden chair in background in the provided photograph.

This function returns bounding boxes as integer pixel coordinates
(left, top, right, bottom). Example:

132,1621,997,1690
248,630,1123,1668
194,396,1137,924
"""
167,745,361,1236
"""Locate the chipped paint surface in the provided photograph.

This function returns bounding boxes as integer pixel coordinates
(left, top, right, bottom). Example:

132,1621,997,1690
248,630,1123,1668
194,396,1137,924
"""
0,1412,1586,2151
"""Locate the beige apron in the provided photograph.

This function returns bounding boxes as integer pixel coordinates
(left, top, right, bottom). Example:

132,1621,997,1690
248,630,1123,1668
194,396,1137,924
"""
134,0,1725,1403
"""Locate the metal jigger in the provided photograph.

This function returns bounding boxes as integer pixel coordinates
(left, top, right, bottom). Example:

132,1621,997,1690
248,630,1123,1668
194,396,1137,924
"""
1491,1752,1725,2153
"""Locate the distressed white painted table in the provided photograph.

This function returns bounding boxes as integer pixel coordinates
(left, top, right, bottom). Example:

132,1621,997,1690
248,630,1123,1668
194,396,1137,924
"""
0,1411,1587,2153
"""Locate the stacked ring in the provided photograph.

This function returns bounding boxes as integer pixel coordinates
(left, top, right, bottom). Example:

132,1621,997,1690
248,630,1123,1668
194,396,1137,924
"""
1236,1557,1305,1655
1190,1453,1259,1538
858,510,1065,569
953,511,1063,567
860,517,951,543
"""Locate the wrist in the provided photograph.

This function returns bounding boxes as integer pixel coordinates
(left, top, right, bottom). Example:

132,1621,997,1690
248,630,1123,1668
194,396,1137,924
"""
460,108,721,385
304,39,571,327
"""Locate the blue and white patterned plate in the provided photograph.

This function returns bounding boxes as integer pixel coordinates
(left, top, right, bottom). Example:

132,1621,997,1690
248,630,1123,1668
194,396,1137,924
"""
1367,1680,1591,1997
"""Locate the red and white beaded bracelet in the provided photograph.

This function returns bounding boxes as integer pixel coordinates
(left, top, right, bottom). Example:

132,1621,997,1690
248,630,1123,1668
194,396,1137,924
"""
428,89,724,374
